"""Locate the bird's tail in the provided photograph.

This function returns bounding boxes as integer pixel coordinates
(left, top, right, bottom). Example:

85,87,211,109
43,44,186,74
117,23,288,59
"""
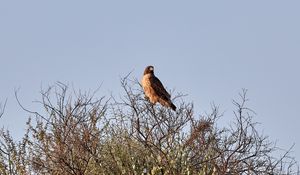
158,99,177,111
169,102,176,111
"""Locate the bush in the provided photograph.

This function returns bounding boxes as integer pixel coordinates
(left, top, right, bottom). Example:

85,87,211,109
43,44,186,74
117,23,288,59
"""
0,78,298,175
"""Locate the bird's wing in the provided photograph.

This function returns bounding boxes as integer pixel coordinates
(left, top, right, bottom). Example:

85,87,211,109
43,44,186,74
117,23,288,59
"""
150,76,171,100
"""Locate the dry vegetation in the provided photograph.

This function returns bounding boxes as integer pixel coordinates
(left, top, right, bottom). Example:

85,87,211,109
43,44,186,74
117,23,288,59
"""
0,78,298,175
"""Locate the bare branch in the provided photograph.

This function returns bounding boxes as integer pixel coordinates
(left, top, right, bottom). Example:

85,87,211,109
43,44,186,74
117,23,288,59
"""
0,98,7,118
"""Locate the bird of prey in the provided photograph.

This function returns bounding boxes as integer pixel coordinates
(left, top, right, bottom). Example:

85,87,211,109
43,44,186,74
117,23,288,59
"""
141,65,176,111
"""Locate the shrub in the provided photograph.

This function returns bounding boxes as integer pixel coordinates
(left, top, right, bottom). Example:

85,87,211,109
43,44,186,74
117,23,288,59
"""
0,78,298,174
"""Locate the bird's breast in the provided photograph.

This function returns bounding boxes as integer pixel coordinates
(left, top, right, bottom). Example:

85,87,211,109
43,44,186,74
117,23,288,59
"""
141,74,152,88
142,74,158,103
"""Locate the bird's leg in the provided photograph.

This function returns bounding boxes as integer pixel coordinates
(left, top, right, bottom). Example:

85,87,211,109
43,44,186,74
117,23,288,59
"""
144,95,149,101
150,102,154,109
150,102,156,114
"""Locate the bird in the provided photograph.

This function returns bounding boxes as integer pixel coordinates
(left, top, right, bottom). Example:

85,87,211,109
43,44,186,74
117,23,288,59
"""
141,65,176,111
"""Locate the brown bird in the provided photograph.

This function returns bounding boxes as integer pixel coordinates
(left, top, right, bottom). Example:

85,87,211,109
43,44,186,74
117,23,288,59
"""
141,65,176,111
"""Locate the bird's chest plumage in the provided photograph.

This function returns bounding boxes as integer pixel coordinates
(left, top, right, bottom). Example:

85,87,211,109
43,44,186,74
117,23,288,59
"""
141,74,158,103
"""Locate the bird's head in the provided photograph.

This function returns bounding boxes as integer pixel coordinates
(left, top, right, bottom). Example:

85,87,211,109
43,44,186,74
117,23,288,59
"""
144,65,154,75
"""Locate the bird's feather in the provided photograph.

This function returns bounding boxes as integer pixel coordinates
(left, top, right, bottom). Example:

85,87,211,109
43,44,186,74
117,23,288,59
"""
150,75,171,100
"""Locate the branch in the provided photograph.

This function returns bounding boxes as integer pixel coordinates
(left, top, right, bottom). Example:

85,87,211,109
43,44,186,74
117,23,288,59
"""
0,98,7,118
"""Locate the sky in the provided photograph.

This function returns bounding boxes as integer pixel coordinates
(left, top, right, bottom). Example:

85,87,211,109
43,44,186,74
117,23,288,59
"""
0,1,299,162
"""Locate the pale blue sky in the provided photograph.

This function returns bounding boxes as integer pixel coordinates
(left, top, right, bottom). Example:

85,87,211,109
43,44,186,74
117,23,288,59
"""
1,1,299,161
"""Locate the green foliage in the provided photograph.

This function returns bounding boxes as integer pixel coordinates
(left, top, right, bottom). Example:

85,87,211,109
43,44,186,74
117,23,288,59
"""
0,80,298,175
